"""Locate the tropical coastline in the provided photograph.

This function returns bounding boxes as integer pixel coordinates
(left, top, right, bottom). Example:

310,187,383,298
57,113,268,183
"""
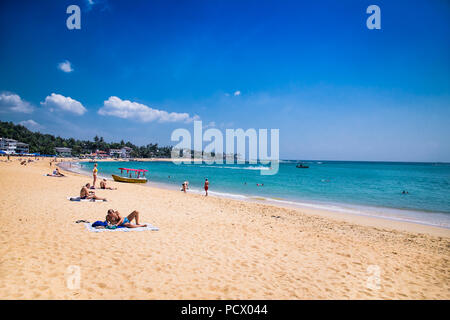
0,157,449,299
65,159,450,230
1,0,449,304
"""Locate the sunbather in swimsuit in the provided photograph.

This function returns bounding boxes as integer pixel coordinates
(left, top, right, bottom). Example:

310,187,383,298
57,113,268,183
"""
80,183,106,201
100,179,117,190
106,209,146,228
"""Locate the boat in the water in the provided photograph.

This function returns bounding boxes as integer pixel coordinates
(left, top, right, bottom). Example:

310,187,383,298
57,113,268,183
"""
112,167,148,183
296,163,309,168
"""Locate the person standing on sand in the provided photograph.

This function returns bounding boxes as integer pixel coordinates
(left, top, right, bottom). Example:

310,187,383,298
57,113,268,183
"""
204,178,209,196
92,163,98,188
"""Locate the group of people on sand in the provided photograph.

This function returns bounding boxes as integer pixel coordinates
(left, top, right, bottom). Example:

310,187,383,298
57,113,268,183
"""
181,178,209,196
91,163,116,190
90,164,146,228
77,164,118,201
43,161,143,229
64,161,211,228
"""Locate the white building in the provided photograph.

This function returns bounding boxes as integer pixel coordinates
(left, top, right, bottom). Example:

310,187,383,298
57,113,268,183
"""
109,149,121,157
0,138,29,154
109,147,132,158
55,147,72,157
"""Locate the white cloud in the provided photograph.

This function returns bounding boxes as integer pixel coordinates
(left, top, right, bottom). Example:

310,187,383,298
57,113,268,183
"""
86,0,99,11
0,92,33,113
98,96,199,123
58,60,73,73
19,119,43,131
41,93,87,115
234,90,241,96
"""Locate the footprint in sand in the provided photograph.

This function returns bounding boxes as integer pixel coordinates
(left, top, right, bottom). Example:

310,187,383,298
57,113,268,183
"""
97,282,108,289
144,287,153,293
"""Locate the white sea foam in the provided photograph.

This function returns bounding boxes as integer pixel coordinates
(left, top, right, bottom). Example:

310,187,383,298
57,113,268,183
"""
195,165,270,170
265,198,450,229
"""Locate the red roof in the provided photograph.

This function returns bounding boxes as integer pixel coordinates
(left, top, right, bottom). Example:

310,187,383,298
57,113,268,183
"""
118,168,148,172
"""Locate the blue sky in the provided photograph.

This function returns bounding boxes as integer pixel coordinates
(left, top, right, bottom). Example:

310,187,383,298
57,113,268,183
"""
0,0,449,161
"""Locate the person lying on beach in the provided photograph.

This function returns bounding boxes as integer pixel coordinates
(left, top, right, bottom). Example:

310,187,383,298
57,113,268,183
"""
106,209,147,228
47,168,65,177
100,179,117,190
80,183,106,201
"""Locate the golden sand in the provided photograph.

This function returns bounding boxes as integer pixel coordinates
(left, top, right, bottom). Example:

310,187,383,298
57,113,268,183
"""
0,158,448,299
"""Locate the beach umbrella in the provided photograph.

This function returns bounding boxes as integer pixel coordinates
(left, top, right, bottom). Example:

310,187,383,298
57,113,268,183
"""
0,150,6,154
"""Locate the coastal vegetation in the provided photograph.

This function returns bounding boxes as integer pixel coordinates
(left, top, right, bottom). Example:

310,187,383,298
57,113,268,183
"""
0,121,173,157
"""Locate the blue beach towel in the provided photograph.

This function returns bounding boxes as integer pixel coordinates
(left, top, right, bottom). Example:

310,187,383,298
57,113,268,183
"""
91,220,125,228
91,220,113,227
84,222,159,233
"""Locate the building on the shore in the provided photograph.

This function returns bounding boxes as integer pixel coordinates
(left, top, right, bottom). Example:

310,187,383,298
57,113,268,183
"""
0,137,29,154
91,150,109,159
55,147,72,157
109,149,121,158
109,147,132,158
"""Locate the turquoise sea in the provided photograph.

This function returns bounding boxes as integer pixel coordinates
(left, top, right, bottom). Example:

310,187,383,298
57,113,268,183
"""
74,160,450,228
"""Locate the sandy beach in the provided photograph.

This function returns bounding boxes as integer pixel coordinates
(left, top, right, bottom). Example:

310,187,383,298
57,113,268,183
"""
0,158,448,299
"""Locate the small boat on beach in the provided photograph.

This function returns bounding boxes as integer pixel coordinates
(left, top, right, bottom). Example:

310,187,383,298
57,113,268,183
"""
296,163,309,168
112,167,148,183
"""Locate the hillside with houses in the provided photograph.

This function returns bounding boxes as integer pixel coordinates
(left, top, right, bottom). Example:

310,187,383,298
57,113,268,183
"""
0,121,172,158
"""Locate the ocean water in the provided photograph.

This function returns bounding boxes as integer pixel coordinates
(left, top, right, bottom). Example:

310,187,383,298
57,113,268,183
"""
73,160,450,228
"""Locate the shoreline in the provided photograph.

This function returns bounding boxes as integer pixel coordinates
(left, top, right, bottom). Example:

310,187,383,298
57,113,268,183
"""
60,160,450,237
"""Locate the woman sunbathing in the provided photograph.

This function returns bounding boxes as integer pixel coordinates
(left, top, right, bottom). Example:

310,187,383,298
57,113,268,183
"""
106,209,147,228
